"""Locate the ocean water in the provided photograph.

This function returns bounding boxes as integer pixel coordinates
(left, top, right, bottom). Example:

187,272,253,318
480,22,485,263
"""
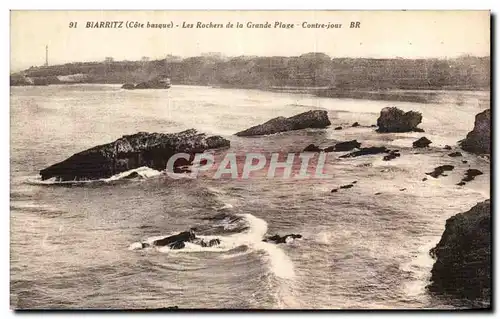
10,84,490,309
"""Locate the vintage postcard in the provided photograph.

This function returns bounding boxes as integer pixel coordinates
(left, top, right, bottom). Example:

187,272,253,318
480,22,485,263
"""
10,10,491,310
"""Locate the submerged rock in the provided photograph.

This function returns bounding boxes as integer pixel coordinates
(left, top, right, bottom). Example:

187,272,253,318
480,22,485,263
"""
376,107,423,133
426,165,454,178
413,137,432,148
334,126,343,130
339,146,389,158
39,129,230,181
428,200,491,305
459,109,490,155
340,184,354,189
352,122,360,127
263,234,302,244
444,145,452,150
383,150,401,161
448,151,463,157
235,110,331,136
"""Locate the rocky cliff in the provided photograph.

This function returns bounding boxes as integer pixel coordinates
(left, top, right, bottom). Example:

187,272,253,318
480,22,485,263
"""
428,200,491,305
459,109,491,155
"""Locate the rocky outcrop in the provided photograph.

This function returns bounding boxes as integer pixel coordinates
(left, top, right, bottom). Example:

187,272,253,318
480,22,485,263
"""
339,146,389,158
39,129,230,181
428,200,491,304
325,140,361,152
426,165,454,178
457,169,484,186
263,234,302,244
141,229,221,250
413,137,432,148
303,144,322,152
376,107,423,133
459,109,490,155
383,150,401,161
235,110,331,136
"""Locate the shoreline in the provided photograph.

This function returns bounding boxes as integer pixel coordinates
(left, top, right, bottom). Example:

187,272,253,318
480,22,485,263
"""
10,81,490,104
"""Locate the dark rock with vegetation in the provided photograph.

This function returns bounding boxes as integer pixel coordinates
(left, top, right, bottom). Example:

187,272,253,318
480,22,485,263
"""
39,129,230,181
352,122,360,127
426,165,454,178
413,137,432,148
376,107,423,133
339,146,389,158
235,110,331,137
459,109,490,155
428,200,491,305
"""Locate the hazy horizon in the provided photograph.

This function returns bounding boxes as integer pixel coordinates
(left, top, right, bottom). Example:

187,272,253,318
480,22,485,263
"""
11,10,490,71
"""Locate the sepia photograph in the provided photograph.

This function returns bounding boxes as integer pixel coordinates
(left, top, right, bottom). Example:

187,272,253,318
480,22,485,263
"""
9,10,491,310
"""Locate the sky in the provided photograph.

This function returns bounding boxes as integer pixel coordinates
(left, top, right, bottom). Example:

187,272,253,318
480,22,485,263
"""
10,10,490,71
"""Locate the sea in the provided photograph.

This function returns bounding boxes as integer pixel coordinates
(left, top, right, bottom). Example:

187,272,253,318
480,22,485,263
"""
10,84,490,309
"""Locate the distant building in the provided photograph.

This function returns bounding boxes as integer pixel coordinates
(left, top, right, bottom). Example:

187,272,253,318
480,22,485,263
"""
104,57,114,63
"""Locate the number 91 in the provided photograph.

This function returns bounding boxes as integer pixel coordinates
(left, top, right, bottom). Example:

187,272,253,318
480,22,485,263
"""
69,22,78,28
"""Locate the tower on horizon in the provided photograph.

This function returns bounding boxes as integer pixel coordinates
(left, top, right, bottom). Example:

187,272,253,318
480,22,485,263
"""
44,45,48,67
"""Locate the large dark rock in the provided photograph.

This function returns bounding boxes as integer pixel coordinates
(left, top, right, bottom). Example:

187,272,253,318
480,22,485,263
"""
459,109,490,155
376,107,423,133
235,110,331,136
339,146,389,158
413,137,432,148
39,129,230,181
428,200,491,305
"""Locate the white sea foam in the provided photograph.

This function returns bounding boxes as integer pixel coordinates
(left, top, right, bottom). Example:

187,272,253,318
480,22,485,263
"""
104,166,162,181
130,213,296,280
